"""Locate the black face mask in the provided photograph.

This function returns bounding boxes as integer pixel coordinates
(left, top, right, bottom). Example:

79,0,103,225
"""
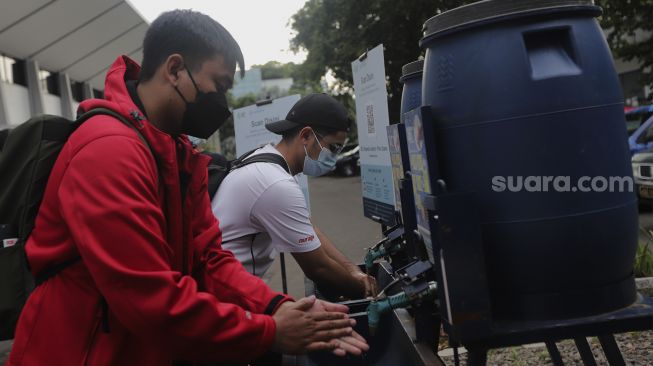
174,69,231,139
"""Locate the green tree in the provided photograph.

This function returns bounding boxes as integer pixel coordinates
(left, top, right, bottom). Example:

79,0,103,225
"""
251,61,298,80
250,60,325,97
596,0,653,100
290,0,472,120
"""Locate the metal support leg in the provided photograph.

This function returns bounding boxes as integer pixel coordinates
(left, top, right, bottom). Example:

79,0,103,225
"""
574,337,597,366
279,253,288,294
598,335,626,366
466,348,487,366
545,341,565,366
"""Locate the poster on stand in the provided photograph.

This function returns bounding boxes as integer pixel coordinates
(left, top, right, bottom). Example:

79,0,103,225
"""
351,44,396,225
404,106,438,263
233,94,310,208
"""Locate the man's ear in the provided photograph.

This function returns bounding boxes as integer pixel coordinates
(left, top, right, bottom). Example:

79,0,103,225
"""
163,54,185,86
299,127,314,144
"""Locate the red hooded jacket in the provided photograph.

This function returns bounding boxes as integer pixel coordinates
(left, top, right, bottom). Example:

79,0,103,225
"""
7,56,290,365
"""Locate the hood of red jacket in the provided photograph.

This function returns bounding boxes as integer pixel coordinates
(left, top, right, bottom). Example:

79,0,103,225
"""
78,55,203,174
79,55,142,120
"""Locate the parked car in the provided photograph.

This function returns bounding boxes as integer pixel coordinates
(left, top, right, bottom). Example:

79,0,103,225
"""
335,144,360,177
632,148,653,207
627,105,653,155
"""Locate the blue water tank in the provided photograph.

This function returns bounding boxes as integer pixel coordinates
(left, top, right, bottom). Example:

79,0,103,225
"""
420,0,637,321
400,60,424,115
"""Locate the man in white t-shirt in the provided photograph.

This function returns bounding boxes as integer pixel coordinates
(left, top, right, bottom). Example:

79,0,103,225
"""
212,93,376,298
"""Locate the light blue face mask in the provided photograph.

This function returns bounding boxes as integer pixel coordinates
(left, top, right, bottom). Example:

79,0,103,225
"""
303,130,338,176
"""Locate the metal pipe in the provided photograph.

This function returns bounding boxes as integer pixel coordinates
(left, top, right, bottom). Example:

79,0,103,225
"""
367,281,437,334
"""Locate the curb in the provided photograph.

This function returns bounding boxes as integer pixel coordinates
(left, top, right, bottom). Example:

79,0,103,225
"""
635,277,653,290
636,277,653,297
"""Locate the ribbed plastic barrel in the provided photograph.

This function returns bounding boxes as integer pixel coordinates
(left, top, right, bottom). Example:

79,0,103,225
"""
420,0,637,321
400,60,424,115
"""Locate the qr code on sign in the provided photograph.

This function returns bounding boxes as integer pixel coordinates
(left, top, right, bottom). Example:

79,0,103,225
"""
366,103,375,135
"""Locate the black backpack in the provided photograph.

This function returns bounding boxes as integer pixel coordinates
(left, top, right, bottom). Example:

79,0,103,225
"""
0,108,152,340
206,148,290,200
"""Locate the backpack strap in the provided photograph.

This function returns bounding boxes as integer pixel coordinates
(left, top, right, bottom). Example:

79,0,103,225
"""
206,148,290,200
232,152,290,173
76,108,153,153
227,149,290,281
78,107,163,189
232,148,260,164
34,108,160,286
35,108,167,334
34,256,81,286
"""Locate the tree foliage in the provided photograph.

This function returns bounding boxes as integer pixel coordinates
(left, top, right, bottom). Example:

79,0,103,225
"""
291,0,653,113
596,0,653,98
290,0,473,120
251,61,298,80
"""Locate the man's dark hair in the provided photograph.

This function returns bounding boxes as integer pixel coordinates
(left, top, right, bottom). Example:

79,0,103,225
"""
140,9,245,81
281,125,340,141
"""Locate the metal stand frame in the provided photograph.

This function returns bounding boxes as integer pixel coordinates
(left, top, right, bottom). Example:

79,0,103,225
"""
462,294,653,365
426,182,653,366
467,333,627,366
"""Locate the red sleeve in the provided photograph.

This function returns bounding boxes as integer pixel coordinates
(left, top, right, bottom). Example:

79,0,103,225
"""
58,134,275,363
191,158,293,314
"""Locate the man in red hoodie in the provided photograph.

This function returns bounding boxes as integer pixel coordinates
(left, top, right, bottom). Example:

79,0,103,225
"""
7,9,367,365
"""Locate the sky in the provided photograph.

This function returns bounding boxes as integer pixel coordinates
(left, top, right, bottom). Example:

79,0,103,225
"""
128,0,309,68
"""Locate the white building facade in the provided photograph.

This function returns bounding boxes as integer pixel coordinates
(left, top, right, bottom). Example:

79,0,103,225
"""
0,0,147,128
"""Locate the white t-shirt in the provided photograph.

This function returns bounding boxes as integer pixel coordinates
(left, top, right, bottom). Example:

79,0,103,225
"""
211,144,321,276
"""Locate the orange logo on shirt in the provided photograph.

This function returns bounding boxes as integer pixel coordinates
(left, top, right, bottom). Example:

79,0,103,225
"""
298,235,315,244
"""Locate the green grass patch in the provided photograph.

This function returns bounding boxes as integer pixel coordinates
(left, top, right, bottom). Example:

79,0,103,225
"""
636,228,653,278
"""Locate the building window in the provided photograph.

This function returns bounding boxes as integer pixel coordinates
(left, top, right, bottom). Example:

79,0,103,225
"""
0,55,13,83
38,70,49,90
0,55,26,86
70,81,84,102
12,59,27,86
39,70,60,96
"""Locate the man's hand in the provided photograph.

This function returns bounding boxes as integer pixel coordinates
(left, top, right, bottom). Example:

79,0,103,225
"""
352,271,378,298
308,299,370,356
271,296,355,355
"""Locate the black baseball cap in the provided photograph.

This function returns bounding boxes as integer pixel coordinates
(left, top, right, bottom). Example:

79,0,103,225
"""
265,93,352,134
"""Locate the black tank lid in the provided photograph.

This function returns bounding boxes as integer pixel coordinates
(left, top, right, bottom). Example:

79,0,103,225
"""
420,0,601,46
399,60,424,83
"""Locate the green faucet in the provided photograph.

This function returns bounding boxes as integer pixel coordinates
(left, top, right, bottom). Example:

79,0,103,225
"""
364,245,388,273
367,281,437,334
364,226,406,273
